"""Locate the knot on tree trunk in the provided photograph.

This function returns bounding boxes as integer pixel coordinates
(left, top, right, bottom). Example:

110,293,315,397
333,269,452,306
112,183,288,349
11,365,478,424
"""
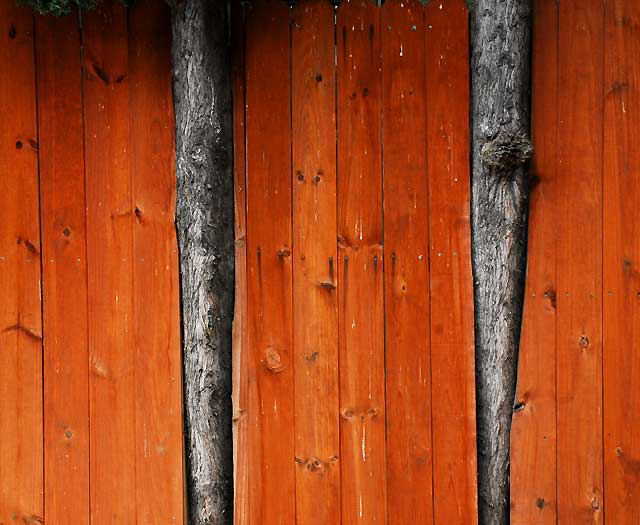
480,131,533,175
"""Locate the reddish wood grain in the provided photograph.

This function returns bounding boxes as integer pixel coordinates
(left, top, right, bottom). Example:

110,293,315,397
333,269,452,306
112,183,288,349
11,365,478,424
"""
245,1,296,522
231,1,250,523
36,11,90,524
128,1,185,522
336,2,387,523
82,3,137,522
556,0,604,521
603,0,640,522
510,0,559,523
0,4,43,524
291,2,341,524
380,2,432,524
425,1,477,522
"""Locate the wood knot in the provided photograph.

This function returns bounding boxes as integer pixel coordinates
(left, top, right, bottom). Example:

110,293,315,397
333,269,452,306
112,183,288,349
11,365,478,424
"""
262,346,285,373
578,336,589,350
306,457,324,472
277,247,291,258
480,130,533,174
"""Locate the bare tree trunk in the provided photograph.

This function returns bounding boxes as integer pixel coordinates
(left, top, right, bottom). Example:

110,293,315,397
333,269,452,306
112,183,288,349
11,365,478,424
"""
469,1,532,523
171,1,234,523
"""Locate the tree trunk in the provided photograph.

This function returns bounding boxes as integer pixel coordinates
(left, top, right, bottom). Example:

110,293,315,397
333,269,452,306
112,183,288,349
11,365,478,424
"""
171,1,235,523
469,1,532,524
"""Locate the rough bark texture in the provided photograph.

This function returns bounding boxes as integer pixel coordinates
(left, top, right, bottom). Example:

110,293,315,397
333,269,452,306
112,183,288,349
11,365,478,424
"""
171,1,235,523
470,1,532,524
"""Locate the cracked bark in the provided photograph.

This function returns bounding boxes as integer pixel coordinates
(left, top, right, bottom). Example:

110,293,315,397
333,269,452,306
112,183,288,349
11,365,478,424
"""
171,1,234,523
469,1,532,524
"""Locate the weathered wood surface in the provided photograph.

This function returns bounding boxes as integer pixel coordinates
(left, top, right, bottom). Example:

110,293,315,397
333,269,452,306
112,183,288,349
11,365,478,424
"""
469,0,532,522
172,0,235,521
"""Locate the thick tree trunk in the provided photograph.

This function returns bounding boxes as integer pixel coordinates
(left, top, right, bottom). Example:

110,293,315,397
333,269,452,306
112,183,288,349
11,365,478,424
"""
469,1,532,524
171,1,235,523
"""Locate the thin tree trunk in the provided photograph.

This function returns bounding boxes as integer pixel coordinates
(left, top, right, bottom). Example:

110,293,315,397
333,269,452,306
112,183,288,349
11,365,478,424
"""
171,1,235,523
469,1,532,523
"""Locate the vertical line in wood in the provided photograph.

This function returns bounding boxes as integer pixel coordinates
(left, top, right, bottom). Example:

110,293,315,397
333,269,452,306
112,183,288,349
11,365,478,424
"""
380,2,432,524
510,0,559,522
36,11,90,524
603,0,640,522
128,1,185,522
424,1,477,522
82,2,137,522
245,0,296,522
336,1,387,523
291,1,341,523
232,0,250,523
556,0,604,520
0,4,43,524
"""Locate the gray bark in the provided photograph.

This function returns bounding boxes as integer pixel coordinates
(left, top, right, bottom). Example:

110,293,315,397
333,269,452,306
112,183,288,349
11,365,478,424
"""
469,1,532,524
171,1,234,523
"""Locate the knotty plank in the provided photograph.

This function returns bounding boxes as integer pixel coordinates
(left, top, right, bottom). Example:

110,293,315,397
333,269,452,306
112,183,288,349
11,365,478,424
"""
82,2,136,522
231,1,250,523
244,1,295,522
336,2,387,523
425,1,477,522
380,2,432,524
0,4,43,524
556,0,604,521
510,0,559,522
36,11,90,524
291,2,340,523
128,1,184,522
603,0,640,522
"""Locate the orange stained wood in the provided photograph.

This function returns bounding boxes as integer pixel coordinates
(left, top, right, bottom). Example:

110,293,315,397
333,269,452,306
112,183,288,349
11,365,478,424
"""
556,0,604,522
82,3,137,522
245,0,296,523
0,3,43,524
603,0,640,523
36,11,90,524
381,1,432,524
292,1,341,524
36,11,91,524
231,0,250,523
128,1,185,522
337,1,387,523
425,1,477,522
510,0,558,522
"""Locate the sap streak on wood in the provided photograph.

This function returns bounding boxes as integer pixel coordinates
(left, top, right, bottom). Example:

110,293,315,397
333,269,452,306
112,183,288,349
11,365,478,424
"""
172,0,234,522
469,0,532,523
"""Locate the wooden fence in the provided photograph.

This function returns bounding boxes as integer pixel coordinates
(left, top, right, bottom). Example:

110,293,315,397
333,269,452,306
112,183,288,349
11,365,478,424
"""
511,0,640,522
232,1,477,523
0,1,184,523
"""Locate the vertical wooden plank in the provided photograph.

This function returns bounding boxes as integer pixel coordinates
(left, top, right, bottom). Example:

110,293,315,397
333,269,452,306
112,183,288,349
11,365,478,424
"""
380,2,432,524
0,4,43,524
556,0,604,521
291,2,340,524
336,1,387,523
603,0,640,523
425,1,478,522
82,2,136,522
36,11,90,524
231,1,250,523
510,0,558,522
245,0,295,522
128,1,184,522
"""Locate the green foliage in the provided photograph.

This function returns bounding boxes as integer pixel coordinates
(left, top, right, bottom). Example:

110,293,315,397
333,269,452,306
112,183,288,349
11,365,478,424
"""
18,0,134,16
